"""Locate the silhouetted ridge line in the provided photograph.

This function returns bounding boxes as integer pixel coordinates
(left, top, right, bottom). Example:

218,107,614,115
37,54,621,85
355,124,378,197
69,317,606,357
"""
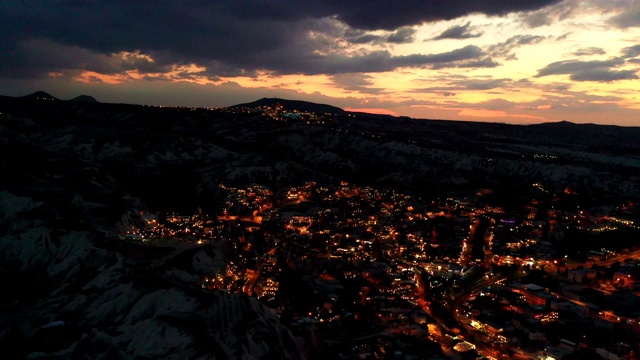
230,97,346,115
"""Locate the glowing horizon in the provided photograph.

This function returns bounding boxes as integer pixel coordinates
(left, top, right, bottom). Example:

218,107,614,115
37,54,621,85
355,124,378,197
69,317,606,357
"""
1,1,639,125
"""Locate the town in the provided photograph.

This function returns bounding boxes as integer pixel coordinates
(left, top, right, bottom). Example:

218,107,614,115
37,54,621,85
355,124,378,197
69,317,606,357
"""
120,180,640,360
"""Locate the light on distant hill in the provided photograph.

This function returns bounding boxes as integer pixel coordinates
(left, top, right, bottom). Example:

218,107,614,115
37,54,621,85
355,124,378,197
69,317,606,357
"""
21,91,58,101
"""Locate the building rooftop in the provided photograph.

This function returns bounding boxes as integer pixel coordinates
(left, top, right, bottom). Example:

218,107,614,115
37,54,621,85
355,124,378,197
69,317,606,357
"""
522,283,545,292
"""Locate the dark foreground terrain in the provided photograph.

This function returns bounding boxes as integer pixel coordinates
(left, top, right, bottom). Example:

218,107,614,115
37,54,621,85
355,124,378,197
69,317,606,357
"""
1,93,639,359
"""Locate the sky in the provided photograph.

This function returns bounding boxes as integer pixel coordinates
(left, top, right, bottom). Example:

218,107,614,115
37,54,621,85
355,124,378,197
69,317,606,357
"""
1,0,640,126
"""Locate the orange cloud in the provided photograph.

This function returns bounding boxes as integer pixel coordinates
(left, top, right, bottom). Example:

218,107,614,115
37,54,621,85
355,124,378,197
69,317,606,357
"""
74,71,131,84
457,108,545,121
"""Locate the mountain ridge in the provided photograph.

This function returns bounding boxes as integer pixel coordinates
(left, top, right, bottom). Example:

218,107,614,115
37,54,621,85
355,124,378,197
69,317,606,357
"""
2,91,640,129
69,94,99,103
20,91,58,101
229,97,346,115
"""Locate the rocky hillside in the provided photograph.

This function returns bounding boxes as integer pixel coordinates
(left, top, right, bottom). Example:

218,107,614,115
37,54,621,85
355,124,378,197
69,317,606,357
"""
0,98,310,359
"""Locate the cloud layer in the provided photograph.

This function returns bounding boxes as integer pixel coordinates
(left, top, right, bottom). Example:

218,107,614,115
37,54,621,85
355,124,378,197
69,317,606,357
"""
1,0,639,126
536,58,639,82
0,0,561,79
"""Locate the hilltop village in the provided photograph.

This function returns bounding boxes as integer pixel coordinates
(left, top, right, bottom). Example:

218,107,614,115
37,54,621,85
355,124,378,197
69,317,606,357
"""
120,180,640,360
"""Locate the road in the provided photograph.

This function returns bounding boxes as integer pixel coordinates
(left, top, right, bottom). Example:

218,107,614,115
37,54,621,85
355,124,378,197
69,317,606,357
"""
449,276,505,358
461,217,494,267
415,264,512,358
460,219,478,267
242,269,260,296
564,247,640,270
483,219,495,266
450,275,560,360
469,219,486,264
416,275,505,359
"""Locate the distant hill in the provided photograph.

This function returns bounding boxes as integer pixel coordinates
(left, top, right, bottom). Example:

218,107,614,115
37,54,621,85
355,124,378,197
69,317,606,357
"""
21,91,58,101
230,97,346,115
529,120,582,128
69,95,99,103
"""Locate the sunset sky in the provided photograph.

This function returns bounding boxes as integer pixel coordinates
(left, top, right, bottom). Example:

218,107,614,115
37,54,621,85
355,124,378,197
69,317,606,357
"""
1,0,640,125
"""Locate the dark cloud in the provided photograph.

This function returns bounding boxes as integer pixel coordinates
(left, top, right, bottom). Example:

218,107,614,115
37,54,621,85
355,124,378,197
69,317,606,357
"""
243,45,487,75
608,7,640,28
520,0,577,28
0,2,321,77
570,69,638,82
326,0,562,31
411,86,459,94
393,45,484,67
0,0,562,79
452,58,500,69
0,39,171,78
476,98,516,110
487,35,546,59
621,44,640,58
432,22,482,40
347,27,417,45
330,74,384,94
541,82,572,92
571,47,606,57
84,75,105,84
413,77,512,92
227,0,561,30
536,59,623,76
233,44,488,75
349,34,383,44
386,28,417,44
535,58,639,82
453,78,512,90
